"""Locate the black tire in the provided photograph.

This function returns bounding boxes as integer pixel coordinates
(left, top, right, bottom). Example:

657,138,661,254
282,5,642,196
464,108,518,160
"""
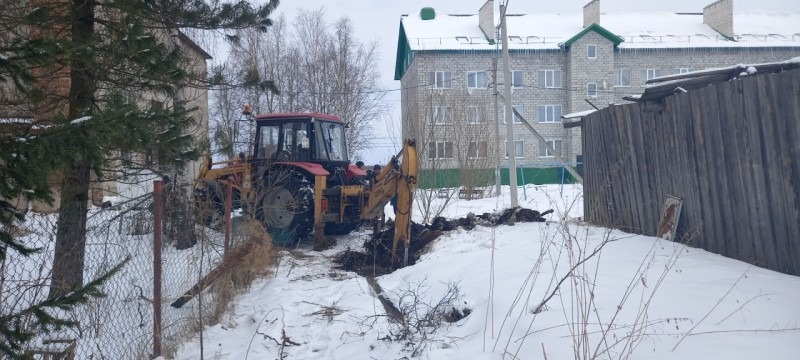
257,170,314,246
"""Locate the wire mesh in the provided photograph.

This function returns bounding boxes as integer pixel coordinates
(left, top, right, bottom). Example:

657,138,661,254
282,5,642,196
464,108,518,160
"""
1,181,235,359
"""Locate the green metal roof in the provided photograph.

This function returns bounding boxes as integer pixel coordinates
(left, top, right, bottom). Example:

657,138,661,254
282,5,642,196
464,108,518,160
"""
394,21,411,80
561,23,624,48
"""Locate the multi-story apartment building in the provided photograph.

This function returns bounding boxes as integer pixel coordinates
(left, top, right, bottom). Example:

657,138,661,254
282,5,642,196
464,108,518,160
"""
395,0,800,173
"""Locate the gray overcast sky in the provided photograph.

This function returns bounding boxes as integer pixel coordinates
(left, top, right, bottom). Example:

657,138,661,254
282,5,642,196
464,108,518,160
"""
258,0,800,163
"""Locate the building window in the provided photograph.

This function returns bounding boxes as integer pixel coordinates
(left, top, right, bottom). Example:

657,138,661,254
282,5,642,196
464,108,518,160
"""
538,105,562,123
467,106,482,124
432,106,453,125
427,71,452,89
587,83,598,97
501,105,523,124
467,141,488,159
643,68,662,85
539,139,562,158
537,70,562,88
673,68,694,74
504,140,524,159
428,141,454,159
587,44,597,59
614,69,631,87
466,71,488,89
511,70,524,88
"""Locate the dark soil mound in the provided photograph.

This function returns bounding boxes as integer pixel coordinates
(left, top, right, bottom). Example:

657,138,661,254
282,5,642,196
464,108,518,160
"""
333,207,553,276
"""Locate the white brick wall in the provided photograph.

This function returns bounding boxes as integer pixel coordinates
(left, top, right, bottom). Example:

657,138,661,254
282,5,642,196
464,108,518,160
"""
583,0,600,27
703,0,733,37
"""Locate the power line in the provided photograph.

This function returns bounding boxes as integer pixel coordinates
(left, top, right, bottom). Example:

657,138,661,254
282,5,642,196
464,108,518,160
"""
275,72,471,97
269,74,642,99
304,70,637,98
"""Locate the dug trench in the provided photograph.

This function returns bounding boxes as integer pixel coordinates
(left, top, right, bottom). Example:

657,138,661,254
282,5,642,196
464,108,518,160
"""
333,207,554,278
333,207,553,324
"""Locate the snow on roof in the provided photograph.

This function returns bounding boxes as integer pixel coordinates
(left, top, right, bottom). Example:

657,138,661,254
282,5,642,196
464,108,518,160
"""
626,57,800,102
734,12,800,38
401,11,800,51
562,109,597,119
402,13,577,51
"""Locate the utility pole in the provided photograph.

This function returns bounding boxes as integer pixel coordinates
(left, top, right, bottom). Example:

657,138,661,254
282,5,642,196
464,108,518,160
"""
493,57,501,197
500,4,518,207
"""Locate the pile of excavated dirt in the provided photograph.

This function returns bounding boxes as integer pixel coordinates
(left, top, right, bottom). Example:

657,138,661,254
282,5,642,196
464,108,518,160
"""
334,207,553,276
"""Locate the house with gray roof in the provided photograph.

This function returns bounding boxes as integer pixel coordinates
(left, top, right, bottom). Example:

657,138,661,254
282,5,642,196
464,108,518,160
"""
395,0,800,176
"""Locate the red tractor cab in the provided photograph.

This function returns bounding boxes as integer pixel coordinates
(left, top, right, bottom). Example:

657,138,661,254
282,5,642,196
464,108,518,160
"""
253,113,365,187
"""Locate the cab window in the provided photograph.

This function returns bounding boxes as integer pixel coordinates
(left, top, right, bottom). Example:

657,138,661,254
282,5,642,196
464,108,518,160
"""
257,125,280,159
314,121,348,162
281,121,311,162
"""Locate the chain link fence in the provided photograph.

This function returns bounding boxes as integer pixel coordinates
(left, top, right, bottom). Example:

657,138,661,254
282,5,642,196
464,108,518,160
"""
1,179,261,359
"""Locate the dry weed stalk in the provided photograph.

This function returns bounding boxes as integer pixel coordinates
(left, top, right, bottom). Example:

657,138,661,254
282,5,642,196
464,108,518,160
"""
356,279,470,357
484,187,692,360
303,300,345,323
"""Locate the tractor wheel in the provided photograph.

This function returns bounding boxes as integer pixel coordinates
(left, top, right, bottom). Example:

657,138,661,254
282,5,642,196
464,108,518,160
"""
257,170,314,246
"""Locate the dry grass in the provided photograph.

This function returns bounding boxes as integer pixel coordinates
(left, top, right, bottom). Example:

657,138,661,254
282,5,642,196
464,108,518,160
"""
210,218,275,324
232,218,274,282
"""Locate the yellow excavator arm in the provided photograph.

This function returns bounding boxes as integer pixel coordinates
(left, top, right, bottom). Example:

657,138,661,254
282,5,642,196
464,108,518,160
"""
361,138,418,265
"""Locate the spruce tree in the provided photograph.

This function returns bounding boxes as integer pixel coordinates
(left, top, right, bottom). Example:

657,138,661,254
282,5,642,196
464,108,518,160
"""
0,0,279,356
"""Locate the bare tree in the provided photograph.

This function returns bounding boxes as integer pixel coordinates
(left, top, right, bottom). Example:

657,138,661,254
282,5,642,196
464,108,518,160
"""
401,63,497,222
260,16,293,113
209,66,249,159
211,9,385,160
328,18,385,156
451,95,495,199
403,88,459,223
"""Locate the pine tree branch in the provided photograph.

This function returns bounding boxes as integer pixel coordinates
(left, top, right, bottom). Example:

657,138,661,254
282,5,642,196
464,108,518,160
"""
0,257,131,358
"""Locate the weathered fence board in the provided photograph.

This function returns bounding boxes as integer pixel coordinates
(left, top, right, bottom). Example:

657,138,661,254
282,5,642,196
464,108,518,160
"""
784,73,800,274
584,68,800,276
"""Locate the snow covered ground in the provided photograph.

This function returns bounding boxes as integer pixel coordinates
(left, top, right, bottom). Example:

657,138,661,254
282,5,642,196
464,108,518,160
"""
174,185,800,359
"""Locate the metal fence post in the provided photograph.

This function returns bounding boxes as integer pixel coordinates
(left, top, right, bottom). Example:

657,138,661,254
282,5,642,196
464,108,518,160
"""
224,181,232,254
152,180,163,358
519,166,527,201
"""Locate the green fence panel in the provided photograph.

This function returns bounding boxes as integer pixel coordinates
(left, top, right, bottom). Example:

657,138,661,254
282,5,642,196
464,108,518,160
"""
417,167,578,189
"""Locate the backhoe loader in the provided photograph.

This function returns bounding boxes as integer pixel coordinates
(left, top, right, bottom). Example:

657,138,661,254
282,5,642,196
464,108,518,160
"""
194,109,418,263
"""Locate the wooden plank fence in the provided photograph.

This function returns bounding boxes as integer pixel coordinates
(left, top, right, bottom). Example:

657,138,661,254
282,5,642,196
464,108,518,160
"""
583,68,800,276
